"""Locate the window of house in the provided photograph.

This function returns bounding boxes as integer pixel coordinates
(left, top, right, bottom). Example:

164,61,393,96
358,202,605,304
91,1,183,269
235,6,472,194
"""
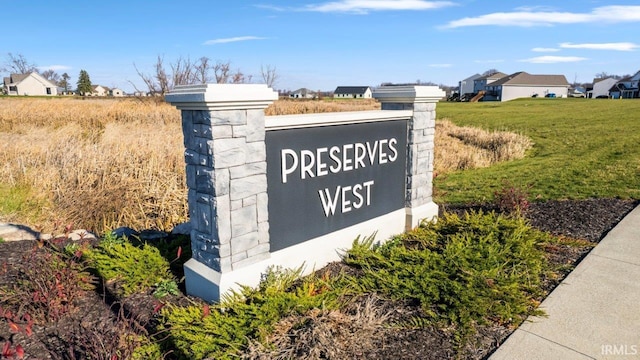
46,88,52,95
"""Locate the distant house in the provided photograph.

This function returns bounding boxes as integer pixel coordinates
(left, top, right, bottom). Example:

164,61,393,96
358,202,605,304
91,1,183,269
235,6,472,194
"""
473,72,508,94
586,78,617,98
483,72,570,101
333,86,372,99
2,72,58,96
89,85,108,96
608,71,640,99
458,73,481,96
109,88,124,97
289,88,316,99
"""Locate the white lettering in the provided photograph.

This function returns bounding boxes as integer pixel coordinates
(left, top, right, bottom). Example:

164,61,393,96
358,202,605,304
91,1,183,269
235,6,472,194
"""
354,143,366,169
316,147,328,177
301,150,315,180
352,183,364,209
379,139,389,164
318,187,340,217
318,180,375,216
281,149,298,184
343,144,354,171
366,141,378,165
341,186,352,213
388,138,398,162
329,146,341,173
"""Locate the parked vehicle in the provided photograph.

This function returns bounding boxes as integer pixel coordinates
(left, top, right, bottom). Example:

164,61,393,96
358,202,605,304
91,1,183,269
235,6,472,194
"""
545,93,556,98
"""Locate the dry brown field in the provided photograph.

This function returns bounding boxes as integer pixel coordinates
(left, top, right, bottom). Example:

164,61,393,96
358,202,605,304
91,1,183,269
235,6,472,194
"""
0,97,530,233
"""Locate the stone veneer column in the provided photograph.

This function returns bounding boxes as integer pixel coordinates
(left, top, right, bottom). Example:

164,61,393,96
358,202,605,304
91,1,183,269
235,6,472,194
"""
373,86,445,230
165,84,277,302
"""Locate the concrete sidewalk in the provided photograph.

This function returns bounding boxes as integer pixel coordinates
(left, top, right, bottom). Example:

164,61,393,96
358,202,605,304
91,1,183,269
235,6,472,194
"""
490,205,640,360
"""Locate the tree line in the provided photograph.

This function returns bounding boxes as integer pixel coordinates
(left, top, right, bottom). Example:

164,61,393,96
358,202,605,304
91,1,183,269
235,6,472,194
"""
1,53,279,96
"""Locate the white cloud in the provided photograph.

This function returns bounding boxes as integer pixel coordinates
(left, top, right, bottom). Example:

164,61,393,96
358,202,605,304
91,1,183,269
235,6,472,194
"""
532,47,559,52
560,42,638,51
443,5,640,28
203,36,267,45
38,65,72,71
519,56,587,64
429,63,452,68
305,0,455,14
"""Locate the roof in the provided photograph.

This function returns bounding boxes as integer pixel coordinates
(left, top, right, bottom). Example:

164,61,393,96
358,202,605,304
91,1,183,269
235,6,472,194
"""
461,73,481,81
4,72,56,87
334,86,370,94
476,72,508,81
292,88,315,95
488,72,569,87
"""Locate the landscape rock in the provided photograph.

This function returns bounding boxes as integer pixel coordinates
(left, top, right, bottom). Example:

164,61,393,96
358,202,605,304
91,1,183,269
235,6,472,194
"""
171,222,192,235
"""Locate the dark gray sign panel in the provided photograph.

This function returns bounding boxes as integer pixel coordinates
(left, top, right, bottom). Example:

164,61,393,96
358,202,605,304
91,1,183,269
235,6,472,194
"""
266,120,408,251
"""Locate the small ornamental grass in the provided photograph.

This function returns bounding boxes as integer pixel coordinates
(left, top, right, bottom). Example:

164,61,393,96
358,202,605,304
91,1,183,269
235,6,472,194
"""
343,211,549,338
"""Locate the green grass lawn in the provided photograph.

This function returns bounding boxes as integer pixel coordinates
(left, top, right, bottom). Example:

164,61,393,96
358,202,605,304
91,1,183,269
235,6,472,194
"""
434,98,640,204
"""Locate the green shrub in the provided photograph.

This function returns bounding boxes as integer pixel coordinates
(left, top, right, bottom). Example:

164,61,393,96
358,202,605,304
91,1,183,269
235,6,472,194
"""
84,233,174,296
343,211,548,336
160,266,339,360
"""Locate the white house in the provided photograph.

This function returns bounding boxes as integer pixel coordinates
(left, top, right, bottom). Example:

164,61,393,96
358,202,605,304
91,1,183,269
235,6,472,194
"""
109,88,124,97
88,85,108,96
333,86,372,99
289,88,316,99
483,72,569,101
2,72,58,96
458,73,481,96
473,72,508,94
608,71,640,99
587,78,617,98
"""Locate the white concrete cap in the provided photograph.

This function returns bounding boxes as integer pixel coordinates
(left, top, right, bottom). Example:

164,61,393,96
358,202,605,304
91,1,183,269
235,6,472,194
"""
373,85,445,103
165,84,278,110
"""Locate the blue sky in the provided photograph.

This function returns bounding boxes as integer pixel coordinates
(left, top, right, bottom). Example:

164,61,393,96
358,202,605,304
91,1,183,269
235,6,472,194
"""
4,1,640,92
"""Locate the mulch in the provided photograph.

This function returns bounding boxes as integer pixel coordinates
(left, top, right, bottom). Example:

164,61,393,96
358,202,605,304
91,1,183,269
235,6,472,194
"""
0,198,637,359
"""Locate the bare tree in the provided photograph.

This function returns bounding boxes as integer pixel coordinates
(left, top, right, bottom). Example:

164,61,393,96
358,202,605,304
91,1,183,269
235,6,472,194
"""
213,61,231,83
41,69,61,83
2,53,38,74
195,57,212,84
260,64,279,88
482,69,500,76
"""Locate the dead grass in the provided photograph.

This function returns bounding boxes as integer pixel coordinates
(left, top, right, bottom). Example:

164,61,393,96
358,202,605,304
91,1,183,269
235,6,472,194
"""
245,295,391,359
434,119,533,174
265,98,380,115
0,97,531,233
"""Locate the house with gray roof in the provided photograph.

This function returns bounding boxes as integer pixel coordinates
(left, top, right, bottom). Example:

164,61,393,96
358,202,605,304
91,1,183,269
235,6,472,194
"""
2,72,58,96
608,70,640,99
473,72,508,94
333,86,372,99
459,73,481,96
586,77,618,98
483,72,570,101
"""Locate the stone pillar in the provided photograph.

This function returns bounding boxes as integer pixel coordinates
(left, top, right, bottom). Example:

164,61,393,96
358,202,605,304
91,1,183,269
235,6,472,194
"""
165,84,278,302
373,86,444,230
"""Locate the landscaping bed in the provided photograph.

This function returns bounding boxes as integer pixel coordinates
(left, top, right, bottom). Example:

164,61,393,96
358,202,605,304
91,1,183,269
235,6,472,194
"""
0,198,637,359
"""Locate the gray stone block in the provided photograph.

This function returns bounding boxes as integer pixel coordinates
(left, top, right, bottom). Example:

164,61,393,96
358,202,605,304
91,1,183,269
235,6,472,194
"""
231,205,258,237
215,195,232,244
211,110,246,126
245,142,266,163
193,124,213,139
258,221,270,244
257,193,269,223
196,167,215,194
230,199,243,210
213,138,247,168
196,202,213,233
230,174,267,201
247,243,270,257
214,168,230,196
229,162,266,179
231,251,248,263
192,110,211,125
232,252,269,270
246,110,266,142
243,196,257,207
186,165,197,190
231,232,260,254
210,125,232,139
